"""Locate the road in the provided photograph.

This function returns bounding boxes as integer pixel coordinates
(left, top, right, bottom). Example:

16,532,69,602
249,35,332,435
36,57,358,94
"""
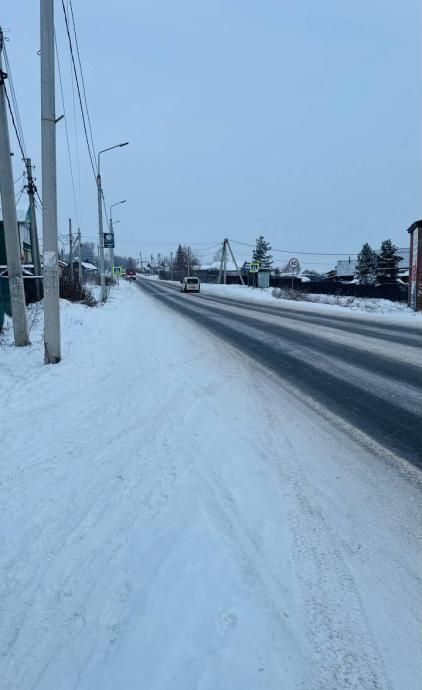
137,278,422,468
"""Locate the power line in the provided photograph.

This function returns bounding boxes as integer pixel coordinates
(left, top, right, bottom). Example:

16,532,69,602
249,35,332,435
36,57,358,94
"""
60,0,96,179
54,29,79,227
69,0,96,162
2,41,27,159
2,80,26,162
229,239,359,257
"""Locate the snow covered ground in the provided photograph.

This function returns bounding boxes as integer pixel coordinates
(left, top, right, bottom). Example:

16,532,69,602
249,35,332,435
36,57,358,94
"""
1,281,421,690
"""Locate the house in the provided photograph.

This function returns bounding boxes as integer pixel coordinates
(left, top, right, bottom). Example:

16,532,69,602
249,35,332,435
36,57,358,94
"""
0,207,32,265
332,248,409,282
66,259,98,283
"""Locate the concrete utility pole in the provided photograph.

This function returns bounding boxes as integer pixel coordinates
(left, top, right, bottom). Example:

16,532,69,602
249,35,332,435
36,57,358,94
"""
40,0,61,362
25,158,42,300
68,217,73,283
0,28,29,346
170,251,173,280
187,246,190,277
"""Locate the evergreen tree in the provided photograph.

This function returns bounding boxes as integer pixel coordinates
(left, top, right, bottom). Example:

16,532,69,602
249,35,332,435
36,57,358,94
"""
356,243,377,285
376,240,402,284
174,244,187,274
252,235,273,267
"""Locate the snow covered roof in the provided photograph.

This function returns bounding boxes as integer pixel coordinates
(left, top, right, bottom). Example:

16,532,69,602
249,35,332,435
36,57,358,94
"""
0,207,29,223
71,259,98,270
200,260,238,272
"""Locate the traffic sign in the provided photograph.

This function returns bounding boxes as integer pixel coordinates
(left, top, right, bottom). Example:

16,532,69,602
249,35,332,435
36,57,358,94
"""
103,232,115,249
249,261,259,273
288,257,299,269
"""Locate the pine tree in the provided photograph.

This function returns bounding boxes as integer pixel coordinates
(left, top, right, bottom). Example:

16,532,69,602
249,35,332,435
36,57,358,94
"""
376,240,402,284
174,244,187,274
252,235,273,267
356,243,377,285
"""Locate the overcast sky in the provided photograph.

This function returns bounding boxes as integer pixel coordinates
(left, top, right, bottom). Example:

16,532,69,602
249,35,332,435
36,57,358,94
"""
2,0,421,270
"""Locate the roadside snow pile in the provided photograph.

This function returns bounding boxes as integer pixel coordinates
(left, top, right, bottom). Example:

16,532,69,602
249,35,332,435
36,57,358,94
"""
271,288,412,314
198,282,419,319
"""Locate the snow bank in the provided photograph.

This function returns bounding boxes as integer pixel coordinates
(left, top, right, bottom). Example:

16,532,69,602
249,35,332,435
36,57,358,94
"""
197,282,420,322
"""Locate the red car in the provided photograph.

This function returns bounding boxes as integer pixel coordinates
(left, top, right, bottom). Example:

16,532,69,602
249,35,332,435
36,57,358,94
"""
125,268,136,281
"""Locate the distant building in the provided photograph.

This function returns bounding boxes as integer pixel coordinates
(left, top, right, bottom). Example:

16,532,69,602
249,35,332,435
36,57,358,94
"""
0,207,32,265
407,220,422,311
333,248,409,282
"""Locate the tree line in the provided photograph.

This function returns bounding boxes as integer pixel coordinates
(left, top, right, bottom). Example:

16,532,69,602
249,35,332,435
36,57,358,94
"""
356,240,403,285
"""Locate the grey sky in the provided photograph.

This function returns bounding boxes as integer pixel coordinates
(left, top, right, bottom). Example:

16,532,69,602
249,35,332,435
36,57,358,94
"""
2,0,421,270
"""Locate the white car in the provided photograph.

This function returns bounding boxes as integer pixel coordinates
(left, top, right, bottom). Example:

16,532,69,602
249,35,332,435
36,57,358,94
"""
180,277,200,293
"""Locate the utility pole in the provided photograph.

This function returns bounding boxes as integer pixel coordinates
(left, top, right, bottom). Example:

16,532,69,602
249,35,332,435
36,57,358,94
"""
109,218,115,279
226,239,245,286
170,251,173,280
25,158,42,300
97,144,128,301
40,0,61,362
187,246,190,277
218,240,225,284
96,174,105,300
68,217,73,283
78,228,82,285
223,240,227,284
0,28,29,346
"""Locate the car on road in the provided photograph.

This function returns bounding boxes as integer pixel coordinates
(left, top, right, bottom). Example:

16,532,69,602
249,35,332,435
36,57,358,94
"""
125,268,136,281
180,276,200,293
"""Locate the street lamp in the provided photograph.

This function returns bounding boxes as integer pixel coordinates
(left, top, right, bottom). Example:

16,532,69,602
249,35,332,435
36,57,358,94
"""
96,142,128,301
109,199,126,277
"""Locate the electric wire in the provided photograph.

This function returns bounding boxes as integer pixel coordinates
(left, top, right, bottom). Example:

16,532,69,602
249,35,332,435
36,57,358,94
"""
54,29,80,227
69,0,96,162
3,80,26,162
229,238,359,257
60,0,97,179
2,42,27,159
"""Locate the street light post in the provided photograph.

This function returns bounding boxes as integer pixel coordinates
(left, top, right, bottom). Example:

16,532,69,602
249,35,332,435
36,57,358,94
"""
96,142,128,301
109,199,126,278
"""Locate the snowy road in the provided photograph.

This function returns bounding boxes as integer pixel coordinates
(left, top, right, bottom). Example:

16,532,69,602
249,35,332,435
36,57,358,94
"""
137,278,422,467
1,282,421,690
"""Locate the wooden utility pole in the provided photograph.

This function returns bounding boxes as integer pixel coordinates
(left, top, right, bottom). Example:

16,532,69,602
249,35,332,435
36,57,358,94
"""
25,158,42,300
227,239,245,286
0,28,29,346
40,0,61,362
218,239,228,284
218,239,244,286
68,218,73,283
78,228,82,285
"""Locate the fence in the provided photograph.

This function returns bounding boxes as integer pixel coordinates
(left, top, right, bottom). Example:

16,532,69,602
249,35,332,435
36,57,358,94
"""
157,269,408,302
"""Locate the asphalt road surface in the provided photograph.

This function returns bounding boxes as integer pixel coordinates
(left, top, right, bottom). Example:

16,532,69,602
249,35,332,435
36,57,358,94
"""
136,278,422,468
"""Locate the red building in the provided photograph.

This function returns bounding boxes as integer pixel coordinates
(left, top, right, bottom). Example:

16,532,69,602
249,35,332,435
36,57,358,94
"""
407,220,422,311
